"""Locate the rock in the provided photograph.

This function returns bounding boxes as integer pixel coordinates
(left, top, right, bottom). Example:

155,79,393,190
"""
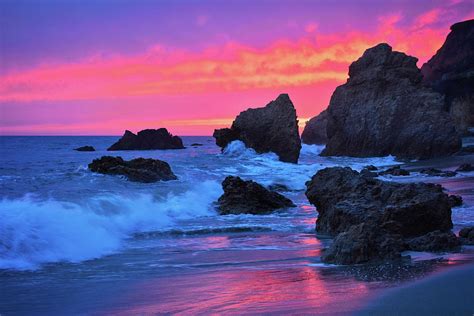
456,163,474,172
421,20,474,135
213,94,302,163
379,166,410,176
305,167,453,237
108,129,184,151
217,176,295,215
459,227,474,245
88,156,177,183
191,143,203,147
267,183,291,192
364,165,378,171
420,168,457,177
406,230,460,252
321,223,404,265
448,195,463,207
456,146,474,155
74,146,95,152
301,110,328,145
360,169,378,178
321,43,461,160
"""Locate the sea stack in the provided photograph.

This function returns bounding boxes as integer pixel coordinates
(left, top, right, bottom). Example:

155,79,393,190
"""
213,94,301,163
321,43,461,160
108,128,184,151
421,19,474,135
301,110,328,145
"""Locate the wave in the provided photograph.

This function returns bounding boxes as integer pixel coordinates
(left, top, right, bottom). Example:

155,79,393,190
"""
0,181,222,270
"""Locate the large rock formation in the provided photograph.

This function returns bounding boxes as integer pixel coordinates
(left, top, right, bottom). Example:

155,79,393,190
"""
305,167,453,237
88,156,177,183
217,176,295,215
213,94,302,163
421,19,474,135
321,43,461,160
301,110,328,145
108,129,184,151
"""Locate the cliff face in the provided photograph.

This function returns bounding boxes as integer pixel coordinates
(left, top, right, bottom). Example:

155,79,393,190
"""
421,19,474,135
301,110,328,145
321,43,461,159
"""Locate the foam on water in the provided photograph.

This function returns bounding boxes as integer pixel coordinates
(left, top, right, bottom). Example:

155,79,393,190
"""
0,181,222,270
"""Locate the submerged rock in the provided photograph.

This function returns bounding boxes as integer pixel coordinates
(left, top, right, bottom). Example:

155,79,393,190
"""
217,176,295,215
88,156,177,183
421,19,474,135
191,143,203,147
305,167,453,237
108,129,184,151
301,110,328,145
379,166,410,176
321,43,461,160
459,227,474,245
213,94,302,163
406,231,460,252
321,223,404,265
456,163,474,172
420,168,457,177
74,146,95,152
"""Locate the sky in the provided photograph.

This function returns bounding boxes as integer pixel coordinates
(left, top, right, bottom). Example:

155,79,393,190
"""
1,0,473,135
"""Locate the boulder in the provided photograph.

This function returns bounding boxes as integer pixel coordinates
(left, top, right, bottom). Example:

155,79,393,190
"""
301,110,328,145
74,146,95,152
108,129,184,151
421,20,474,135
419,168,457,177
217,176,295,215
406,231,460,252
379,166,410,176
456,163,474,172
305,167,453,237
321,43,461,160
459,227,474,245
321,223,404,264
448,195,463,208
88,156,177,183
213,94,302,163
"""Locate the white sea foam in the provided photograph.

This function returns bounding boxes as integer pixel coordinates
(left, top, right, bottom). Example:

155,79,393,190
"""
0,181,222,270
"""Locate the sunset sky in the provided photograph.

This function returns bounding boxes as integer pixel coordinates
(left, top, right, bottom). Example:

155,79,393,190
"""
1,0,473,135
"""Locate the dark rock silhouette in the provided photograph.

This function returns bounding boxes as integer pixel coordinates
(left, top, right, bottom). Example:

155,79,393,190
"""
305,167,453,237
448,195,463,207
321,223,404,265
406,230,460,252
88,156,177,183
191,143,203,147
421,19,474,135
108,129,184,151
74,146,95,152
459,227,474,245
456,163,474,172
379,166,410,176
213,94,301,163
420,168,457,177
301,110,328,145
321,43,461,160
217,176,295,215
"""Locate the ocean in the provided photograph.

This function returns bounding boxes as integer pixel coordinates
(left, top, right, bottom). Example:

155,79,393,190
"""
1,136,473,314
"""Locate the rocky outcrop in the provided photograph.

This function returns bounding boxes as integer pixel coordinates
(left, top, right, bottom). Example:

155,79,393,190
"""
88,156,177,183
321,43,461,160
459,227,474,245
456,163,474,172
421,20,474,135
301,110,328,145
108,129,184,151
305,167,453,237
75,146,95,152
217,176,295,215
420,168,456,177
213,94,302,163
448,195,463,208
379,166,410,176
406,231,460,252
321,223,404,265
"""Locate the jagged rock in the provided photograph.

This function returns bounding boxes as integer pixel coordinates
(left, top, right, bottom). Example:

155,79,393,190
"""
305,167,453,237
108,129,184,151
421,19,474,135
360,169,378,178
213,94,301,163
74,146,95,152
364,165,378,171
379,166,410,176
88,156,177,183
459,227,474,245
301,110,328,145
321,43,461,160
217,176,295,215
420,168,457,177
456,163,474,172
321,223,404,265
406,231,460,252
448,195,463,208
